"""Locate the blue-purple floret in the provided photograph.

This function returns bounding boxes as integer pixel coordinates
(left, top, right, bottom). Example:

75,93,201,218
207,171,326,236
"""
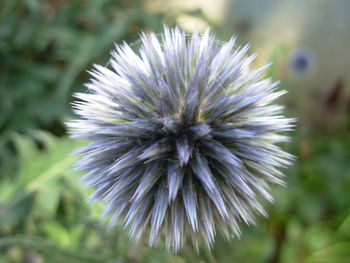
68,26,294,252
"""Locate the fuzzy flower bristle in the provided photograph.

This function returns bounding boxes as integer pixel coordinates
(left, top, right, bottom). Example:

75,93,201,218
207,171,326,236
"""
68,26,294,252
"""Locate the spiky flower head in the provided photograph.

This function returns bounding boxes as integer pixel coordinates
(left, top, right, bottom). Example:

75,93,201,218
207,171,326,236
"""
68,26,294,252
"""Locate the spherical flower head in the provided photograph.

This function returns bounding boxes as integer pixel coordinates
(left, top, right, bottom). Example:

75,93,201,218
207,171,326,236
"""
68,26,294,252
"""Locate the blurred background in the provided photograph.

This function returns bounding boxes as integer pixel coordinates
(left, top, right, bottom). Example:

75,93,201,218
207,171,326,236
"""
1,0,350,262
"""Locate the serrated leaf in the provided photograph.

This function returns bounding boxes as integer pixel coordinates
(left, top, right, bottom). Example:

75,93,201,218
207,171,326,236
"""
0,132,84,227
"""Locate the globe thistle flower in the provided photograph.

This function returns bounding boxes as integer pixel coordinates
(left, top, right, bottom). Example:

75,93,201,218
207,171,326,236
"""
289,48,315,75
68,26,294,252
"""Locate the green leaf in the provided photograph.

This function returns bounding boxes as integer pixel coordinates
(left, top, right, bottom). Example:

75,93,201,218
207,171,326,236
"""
0,132,83,227
303,243,350,263
266,43,288,79
0,235,112,263
42,221,71,247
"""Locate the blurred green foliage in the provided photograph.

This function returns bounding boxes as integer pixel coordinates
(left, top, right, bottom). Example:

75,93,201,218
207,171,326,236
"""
0,0,167,177
1,0,350,262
